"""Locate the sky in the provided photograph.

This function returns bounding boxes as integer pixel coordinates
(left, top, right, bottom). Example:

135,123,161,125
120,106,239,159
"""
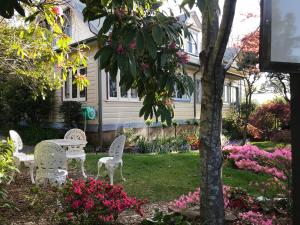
161,0,261,44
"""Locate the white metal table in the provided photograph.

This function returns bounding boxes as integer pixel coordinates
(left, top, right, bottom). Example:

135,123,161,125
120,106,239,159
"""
46,139,88,178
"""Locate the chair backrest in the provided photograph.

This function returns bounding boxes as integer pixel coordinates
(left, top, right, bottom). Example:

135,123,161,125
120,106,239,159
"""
34,141,66,170
64,128,86,141
9,130,23,153
108,135,126,161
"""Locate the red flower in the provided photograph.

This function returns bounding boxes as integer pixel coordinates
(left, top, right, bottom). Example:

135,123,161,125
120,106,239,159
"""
51,6,63,16
72,200,82,209
116,44,125,54
129,41,136,49
66,212,73,220
176,51,189,64
169,42,176,49
141,63,150,70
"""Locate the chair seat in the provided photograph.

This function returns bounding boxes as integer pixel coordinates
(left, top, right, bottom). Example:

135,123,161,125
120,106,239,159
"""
66,150,86,159
98,157,122,164
15,153,34,162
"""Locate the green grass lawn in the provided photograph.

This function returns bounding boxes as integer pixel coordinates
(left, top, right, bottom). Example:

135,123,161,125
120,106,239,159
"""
85,152,270,202
250,141,289,150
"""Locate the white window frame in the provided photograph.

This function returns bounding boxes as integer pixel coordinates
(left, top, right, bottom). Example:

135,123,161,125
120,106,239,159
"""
231,86,239,104
107,72,139,102
63,8,72,37
172,84,191,102
186,30,199,56
223,85,230,103
62,67,87,102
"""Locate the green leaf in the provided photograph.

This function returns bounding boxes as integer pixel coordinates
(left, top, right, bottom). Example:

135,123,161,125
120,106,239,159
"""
99,46,113,69
145,33,157,59
99,15,114,35
160,53,167,67
152,25,163,45
136,31,144,55
124,29,136,46
129,56,137,77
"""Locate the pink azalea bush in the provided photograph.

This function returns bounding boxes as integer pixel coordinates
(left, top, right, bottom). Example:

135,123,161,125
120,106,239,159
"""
223,145,291,181
168,186,286,225
60,178,146,224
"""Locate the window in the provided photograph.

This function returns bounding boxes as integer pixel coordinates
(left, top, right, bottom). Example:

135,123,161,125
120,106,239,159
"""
231,87,239,104
62,8,72,37
223,85,239,104
223,86,230,103
186,30,199,55
107,73,138,101
195,79,202,103
63,67,87,101
172,84,190,101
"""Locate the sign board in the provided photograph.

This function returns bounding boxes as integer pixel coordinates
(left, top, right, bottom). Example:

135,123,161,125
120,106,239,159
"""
260,0,300,72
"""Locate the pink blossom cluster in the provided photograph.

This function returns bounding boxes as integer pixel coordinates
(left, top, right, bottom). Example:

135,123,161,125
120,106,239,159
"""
237,211,273,225
169,186,231,211
62,178,146,223
176,51,189,64
223,145,291,180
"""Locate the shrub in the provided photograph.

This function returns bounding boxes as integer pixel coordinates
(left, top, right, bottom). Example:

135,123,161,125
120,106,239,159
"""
249,101,290,140
59,101,83,129
136,136,190,154
0,139,17,209
60,178,145,224
270,130,291,143
222,109,243,140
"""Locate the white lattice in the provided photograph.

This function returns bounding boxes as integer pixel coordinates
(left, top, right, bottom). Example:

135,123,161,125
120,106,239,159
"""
34,141,68,186
97,135,126,185
64,129,87,178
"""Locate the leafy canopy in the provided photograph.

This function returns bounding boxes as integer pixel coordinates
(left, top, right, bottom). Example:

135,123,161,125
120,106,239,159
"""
80,0,194,125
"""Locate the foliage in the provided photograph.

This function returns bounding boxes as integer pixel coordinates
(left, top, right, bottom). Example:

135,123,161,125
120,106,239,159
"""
59,101,83,129
186,134,200,150
80,0,194,125
60,178,145,224
270,130,291,143
136,136,190,154
0,3,89,98
141,209,192,225
222,108,243,140
248,101,290,140
117,128,140,146
0,139,17,209
261,73,290,103
0,77,53,125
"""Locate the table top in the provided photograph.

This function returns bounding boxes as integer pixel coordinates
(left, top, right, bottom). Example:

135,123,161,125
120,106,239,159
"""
46,139,87,146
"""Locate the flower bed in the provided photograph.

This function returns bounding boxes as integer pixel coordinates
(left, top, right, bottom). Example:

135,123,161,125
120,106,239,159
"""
60,178,146,224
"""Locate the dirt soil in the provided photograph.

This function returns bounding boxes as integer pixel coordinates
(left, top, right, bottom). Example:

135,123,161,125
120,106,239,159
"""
0,167,169,225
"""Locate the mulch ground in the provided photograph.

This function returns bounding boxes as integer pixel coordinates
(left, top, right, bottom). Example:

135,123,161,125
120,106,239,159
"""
0,166,169,225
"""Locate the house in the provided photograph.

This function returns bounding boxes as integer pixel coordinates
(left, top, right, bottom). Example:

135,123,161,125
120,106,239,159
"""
49,1,244,144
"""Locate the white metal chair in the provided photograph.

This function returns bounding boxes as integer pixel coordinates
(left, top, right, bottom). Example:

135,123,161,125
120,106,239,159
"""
64,128,87,178
96,135,126,185
9,130,35,184
34,141,68,186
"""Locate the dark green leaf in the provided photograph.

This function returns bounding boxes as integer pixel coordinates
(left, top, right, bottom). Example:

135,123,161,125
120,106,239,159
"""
145,33,157,59
99,15,114,35
152,25,163,45
136,31,144,55
99,46,113,69
160,53,167,67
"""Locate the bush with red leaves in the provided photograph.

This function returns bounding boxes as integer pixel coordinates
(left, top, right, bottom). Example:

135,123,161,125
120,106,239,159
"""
248,101,290,140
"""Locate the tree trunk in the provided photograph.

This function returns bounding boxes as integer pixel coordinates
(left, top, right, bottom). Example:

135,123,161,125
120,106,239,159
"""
200,66,225,224
198,0,237,224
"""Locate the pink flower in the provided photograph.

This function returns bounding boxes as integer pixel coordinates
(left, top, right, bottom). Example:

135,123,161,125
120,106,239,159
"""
129,41,136,49
72,200,82,209
51,6,63,16
141,63,150,70
116,44,125,54
85,199,94,210
169,42,176,49
176,51,189,64
66,212,73,220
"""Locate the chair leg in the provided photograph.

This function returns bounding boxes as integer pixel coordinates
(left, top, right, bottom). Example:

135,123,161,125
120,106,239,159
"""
107,166,114,185
96,162,103,180
29,163,35,184
80,158,87,178
120,161,126,181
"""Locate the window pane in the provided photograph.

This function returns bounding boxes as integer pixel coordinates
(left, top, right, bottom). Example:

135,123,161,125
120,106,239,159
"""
121,85,128,98
79,68,87,98
109,76,117,98
80,88,86,98
231,87,238,103
223,86,229,102
131,89,138,98
63,9,72,37
65,74,70,98
72,74,77,98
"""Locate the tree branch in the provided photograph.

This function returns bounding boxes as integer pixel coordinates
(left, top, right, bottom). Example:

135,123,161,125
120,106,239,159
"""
212,0,237,68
